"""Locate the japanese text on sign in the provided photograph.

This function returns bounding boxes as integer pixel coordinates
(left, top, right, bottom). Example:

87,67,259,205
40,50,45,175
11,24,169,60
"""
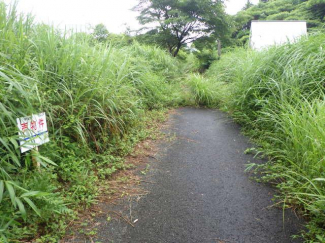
16,113,50,153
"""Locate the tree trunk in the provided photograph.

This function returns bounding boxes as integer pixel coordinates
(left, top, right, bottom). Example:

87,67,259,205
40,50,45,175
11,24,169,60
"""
173,43,182,57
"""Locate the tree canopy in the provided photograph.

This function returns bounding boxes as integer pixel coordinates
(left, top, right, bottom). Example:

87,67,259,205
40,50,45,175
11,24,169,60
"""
133,0,229,56
93,24,109,42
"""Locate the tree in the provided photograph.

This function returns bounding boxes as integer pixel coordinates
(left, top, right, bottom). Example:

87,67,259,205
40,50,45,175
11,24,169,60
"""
133,0,229,57
243,0,254,10
308,0,325,22
93,24,109,42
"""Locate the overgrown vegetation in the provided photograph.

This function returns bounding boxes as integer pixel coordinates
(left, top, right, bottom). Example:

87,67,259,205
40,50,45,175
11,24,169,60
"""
232,0,325,46
2,0,325,241
0,2,188,242
187,33,325,241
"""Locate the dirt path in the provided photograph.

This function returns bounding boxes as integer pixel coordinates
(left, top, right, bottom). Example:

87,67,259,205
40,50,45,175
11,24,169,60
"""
80,108,304,243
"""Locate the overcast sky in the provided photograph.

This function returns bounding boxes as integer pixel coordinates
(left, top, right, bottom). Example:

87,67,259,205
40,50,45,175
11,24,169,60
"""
3,0,259,33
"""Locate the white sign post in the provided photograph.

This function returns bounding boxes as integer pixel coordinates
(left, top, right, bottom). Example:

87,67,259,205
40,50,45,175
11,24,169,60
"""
16,112,50,158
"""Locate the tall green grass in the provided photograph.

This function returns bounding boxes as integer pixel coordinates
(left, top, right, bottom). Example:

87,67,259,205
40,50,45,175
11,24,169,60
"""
200,33,325,241
187,74,228,107
0,2,185,241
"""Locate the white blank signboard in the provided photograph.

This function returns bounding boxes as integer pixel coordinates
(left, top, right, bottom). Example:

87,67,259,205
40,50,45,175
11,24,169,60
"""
250,21,307,50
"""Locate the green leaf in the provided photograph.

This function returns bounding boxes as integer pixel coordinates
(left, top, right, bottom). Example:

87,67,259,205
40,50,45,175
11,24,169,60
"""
37,155,57,167
0,181,4,203
23,197,41,217
0,234,8,243
1,218,15,231
21,191,49,198
5,182,16,208
5,180,28,192
9,137,19,150
31,149,57,167
15,197,26,220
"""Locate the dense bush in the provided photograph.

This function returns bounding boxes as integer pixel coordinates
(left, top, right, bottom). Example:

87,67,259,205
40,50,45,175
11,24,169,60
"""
0,3,185,241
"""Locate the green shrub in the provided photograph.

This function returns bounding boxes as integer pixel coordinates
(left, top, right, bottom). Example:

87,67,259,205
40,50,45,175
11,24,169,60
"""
187,74,224,107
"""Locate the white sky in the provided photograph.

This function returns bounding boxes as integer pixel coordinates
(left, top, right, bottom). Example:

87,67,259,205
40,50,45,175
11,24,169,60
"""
3,0,259,33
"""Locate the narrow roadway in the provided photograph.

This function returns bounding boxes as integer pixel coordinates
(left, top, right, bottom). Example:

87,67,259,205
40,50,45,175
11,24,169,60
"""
98,108,303,243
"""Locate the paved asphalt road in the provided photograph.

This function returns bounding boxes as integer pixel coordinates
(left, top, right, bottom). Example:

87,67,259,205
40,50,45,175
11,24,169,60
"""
95,108,304,243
